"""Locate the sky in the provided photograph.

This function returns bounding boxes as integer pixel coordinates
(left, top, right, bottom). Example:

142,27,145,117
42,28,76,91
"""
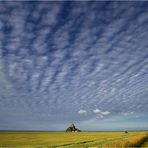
0,1,148,131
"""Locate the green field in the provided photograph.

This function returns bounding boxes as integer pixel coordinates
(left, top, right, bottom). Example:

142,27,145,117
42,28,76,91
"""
0,131,148,147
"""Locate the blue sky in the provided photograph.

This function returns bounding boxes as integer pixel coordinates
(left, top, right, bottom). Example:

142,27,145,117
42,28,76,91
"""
0,1,148,131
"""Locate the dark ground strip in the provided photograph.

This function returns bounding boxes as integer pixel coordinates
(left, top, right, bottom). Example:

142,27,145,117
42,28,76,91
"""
53,140,94,147
140,138,148,147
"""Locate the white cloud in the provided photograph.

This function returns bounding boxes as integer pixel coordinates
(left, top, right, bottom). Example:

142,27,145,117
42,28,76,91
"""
78,109,87,115
123,112,134,116
101,111,110,116
0,2,148,130
93,108,110,119
93,109,101,113
99,114,105,119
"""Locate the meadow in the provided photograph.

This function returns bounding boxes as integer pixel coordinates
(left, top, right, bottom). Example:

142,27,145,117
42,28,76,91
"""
0,131,148,147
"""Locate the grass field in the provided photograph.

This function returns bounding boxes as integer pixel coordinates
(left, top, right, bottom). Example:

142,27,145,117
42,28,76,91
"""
141,137,148,147
0,131,148,147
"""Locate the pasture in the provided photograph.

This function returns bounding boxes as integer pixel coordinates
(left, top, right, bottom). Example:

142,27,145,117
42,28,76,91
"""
0,131,147,147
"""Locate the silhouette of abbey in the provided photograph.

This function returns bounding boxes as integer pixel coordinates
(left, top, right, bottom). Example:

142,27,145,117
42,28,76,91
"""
66,123,81,132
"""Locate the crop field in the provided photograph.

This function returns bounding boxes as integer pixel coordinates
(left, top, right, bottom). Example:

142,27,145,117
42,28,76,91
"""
0,131,148,147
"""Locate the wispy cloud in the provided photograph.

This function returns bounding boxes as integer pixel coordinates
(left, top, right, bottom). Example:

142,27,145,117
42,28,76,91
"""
123,112,134,116
78,109,87,115
0,1,148,130
93,108,110,119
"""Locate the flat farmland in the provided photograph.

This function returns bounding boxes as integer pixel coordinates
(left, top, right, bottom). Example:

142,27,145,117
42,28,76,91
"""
0,131,147,147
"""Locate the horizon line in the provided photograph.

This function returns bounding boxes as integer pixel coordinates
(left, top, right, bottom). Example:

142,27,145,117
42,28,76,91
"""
0,130,148,132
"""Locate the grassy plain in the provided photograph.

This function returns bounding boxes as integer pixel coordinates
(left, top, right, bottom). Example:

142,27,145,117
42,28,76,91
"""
141,137,148,147
0,131,147,147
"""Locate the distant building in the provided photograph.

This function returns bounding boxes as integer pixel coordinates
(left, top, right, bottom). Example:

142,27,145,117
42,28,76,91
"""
66,123,81,132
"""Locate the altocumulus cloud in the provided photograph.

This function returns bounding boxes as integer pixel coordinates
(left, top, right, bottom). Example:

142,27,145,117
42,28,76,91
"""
78,109,87,115
93,108,110,119
0,1,148,131
123,112,134,116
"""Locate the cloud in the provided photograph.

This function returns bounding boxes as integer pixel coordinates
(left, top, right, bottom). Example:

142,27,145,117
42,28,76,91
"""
123,112,134,116
0,1,148,130
101,111,110,116
78,109,87,115
93,109,102,114
93,108,110,119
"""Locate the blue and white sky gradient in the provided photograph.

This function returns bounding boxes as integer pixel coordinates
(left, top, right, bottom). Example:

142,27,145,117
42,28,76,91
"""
0,1,148,131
